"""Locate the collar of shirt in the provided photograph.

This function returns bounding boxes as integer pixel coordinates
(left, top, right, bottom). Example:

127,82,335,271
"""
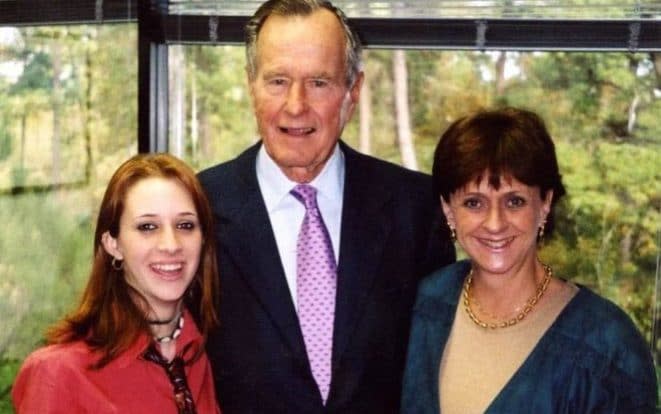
256,143,345,212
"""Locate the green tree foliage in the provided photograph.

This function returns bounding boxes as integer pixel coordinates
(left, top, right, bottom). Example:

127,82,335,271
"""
0,191,91,359
0,25,137,411
10,51,52,93
0,30,659,410
0,113,11,162
175,45,255,170
91,27,137,156
0,359,20,413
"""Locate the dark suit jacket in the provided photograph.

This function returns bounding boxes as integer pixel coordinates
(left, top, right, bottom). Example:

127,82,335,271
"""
198,141,455,414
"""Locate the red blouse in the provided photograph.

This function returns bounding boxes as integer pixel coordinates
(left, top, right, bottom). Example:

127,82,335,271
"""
12,310,220,414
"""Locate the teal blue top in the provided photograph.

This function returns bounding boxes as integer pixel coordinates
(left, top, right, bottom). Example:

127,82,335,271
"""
402,260,657,413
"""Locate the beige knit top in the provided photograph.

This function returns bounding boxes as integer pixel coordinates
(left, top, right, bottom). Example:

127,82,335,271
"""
438,281,578,414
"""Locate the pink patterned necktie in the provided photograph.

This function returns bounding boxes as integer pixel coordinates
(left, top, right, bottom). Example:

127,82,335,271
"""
291,184,336,404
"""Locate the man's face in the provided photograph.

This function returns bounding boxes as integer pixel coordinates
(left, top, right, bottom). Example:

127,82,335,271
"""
249,9,363,183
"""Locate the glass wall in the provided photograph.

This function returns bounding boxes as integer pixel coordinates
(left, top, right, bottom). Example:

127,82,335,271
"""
0,24,137,412
168,45,660,361
0,21,659,411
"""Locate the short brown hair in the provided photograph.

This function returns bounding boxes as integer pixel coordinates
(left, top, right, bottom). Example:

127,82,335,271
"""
432,107,566,237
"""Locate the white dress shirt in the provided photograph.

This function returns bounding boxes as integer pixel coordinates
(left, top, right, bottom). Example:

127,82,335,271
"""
256,144,345,308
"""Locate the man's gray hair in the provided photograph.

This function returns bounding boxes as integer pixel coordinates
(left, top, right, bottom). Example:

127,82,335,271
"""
245,0,363,88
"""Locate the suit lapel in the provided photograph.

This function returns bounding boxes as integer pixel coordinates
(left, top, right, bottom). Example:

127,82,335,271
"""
219,144,307,358
333,143,393,361
217,143,396,373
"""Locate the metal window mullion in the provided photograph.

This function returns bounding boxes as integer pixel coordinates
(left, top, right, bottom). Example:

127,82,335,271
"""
150,43,169,152
138,0,168,153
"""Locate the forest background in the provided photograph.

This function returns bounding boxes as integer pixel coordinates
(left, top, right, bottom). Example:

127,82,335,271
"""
0,24,659,411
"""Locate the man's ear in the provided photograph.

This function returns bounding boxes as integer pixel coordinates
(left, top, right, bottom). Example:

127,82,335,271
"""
349,71,364,105
101,231,123,260
440,197,455,228
340,71,364,124
246,65,257,105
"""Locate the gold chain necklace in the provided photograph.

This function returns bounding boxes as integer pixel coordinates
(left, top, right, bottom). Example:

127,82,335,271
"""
463,262,553,329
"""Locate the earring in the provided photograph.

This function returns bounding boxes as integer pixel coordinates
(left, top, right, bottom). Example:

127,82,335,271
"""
538,220,547,240
111,257,123,271
448,223,456,242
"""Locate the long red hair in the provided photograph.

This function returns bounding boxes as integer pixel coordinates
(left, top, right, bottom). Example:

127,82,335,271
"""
47,153,219,368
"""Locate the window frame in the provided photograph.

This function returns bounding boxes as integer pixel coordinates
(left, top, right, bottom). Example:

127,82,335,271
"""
1,1,659,151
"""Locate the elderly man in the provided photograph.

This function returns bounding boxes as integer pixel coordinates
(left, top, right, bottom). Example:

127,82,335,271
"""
198,1,455,412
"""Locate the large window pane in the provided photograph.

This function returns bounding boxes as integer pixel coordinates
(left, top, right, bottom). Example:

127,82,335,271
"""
168,45,255,168
169,46,660,365
0,24,137,413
